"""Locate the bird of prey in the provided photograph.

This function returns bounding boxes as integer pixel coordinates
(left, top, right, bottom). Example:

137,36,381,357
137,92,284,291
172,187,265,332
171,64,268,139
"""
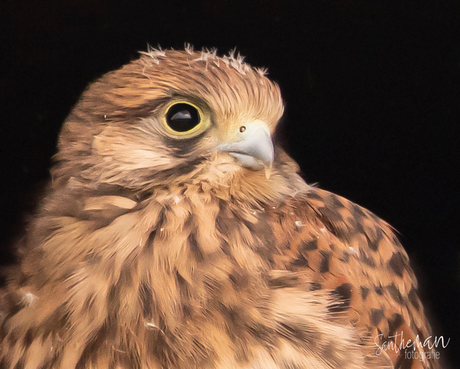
0,47,439,369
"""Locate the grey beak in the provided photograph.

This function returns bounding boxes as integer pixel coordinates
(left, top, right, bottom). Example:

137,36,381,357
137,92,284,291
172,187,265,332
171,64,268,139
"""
217,121,274,171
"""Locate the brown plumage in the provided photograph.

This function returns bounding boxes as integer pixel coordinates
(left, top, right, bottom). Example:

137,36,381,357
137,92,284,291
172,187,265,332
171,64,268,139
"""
0,47,439,368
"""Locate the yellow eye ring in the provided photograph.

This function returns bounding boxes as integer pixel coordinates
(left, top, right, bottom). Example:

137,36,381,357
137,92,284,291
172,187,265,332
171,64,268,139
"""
161,100,210,138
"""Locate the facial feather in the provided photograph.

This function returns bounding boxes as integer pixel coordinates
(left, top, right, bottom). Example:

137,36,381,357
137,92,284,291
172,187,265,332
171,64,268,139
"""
52,49,284,193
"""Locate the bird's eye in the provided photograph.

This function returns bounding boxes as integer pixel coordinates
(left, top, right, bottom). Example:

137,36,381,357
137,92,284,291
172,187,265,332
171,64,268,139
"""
161,100,210,138
165,103,201,133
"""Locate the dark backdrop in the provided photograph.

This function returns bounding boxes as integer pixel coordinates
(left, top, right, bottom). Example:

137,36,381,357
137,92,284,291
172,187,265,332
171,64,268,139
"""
1,1,458,367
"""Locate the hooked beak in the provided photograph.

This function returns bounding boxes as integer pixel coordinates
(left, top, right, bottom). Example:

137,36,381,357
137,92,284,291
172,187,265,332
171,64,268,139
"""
217,120,274,177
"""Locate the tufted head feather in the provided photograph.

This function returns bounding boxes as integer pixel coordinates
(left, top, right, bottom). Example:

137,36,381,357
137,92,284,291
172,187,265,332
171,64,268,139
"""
52,48,285,194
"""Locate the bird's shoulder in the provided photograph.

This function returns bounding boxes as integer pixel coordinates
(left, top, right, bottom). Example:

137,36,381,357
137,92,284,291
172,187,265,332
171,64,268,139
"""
265,186,437,369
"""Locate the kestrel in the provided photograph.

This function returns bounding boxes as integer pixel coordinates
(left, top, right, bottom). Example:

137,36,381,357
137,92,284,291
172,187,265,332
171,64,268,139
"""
0,47,439,369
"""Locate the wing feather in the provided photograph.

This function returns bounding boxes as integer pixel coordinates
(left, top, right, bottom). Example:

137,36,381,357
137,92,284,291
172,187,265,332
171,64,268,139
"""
268,187,439,369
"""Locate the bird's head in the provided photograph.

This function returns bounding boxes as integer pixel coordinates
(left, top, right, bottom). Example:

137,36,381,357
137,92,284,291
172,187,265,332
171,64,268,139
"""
52,47,285,194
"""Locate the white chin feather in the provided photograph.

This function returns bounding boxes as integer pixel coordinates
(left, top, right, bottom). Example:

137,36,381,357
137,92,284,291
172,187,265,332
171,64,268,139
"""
226,152,265,171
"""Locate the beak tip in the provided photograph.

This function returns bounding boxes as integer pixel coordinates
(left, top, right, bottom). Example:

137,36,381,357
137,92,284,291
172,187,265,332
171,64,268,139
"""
264,166,272,180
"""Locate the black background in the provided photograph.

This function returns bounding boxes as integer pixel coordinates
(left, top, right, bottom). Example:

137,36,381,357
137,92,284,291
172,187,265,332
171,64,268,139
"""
1,1,458,367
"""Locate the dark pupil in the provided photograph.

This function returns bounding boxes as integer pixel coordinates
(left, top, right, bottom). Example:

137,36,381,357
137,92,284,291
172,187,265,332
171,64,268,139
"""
166,103,200,132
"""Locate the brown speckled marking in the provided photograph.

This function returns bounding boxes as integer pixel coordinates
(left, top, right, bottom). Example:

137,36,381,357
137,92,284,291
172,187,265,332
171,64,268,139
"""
388,313,404,337
389,252,407,277
361,287,370,300
319,252,330,273
329,283,352,313
371,309,384,325
290,254,309,268
339,251,350,263
301,239,318,251
387,284,404,305
367,227,383,251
